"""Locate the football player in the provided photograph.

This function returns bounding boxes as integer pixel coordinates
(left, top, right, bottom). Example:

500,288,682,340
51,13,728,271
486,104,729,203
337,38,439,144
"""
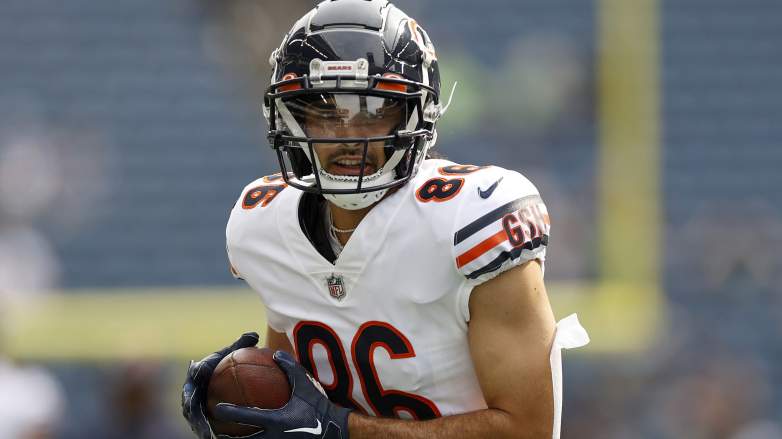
182,1,588,438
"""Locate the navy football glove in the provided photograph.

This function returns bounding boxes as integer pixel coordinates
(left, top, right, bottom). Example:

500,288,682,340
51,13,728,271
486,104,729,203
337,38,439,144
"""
182,332,260,439
211,350,352,439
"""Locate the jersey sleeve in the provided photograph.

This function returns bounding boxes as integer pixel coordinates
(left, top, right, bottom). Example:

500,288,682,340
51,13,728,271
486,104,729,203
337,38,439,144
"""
226,245,244,280
225,174,290,282
451,168,550,285
225,184,251,282
225,175,293,333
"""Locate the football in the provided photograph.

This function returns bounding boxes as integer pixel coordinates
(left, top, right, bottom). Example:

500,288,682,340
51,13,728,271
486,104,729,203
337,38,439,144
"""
207,347,291,436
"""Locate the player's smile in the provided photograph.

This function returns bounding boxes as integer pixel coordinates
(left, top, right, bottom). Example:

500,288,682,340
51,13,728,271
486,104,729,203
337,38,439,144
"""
323,145,386,176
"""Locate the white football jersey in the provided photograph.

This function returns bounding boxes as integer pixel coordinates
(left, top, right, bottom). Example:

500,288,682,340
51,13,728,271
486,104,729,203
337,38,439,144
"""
226,159,550,419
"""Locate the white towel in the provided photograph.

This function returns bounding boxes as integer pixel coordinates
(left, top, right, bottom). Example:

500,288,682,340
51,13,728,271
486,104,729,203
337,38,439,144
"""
550,314,590,439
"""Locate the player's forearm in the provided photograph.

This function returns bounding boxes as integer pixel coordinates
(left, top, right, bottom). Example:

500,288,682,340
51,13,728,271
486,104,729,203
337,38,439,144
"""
348,408,548,439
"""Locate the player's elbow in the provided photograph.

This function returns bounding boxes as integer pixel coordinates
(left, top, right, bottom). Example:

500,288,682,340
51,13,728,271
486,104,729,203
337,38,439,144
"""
512,418,552,439
519,404,554,439
521,424,553,439
507,421,552,439
494,407,553,439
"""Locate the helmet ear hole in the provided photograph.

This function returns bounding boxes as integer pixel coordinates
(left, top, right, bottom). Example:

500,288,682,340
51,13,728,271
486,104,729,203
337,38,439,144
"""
393,150,411,177
393,141,421,178
288,148,313,179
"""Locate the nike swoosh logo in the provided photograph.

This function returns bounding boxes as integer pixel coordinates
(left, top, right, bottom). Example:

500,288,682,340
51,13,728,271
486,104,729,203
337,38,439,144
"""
285,419,322,435
478,177,503,199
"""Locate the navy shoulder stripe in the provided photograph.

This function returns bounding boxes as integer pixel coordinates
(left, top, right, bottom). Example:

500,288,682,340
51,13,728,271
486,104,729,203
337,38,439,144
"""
465,235,549,279
453,195,538,245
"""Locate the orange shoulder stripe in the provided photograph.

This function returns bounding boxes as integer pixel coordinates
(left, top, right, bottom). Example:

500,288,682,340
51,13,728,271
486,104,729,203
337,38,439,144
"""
455,229,508,269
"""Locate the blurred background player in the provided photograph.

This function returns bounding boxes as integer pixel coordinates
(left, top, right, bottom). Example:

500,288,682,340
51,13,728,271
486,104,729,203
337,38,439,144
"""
0,353,64,439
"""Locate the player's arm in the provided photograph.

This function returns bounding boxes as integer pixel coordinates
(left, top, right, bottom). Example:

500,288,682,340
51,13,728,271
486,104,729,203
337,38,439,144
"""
265,325,294,354
348,260,556,439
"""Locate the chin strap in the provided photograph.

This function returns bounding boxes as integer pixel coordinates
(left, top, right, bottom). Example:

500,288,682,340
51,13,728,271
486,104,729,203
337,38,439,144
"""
324,189,388,210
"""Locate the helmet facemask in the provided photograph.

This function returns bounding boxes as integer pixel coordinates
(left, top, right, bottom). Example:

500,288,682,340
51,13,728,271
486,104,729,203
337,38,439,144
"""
265,59,438,210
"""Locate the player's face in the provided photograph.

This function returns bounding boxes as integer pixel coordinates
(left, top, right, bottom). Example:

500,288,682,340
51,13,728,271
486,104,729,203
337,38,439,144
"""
287,94,404,176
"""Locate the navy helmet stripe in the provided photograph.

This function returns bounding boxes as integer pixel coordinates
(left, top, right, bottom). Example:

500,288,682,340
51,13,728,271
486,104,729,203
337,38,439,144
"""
464,235,549,280
453,195,539,245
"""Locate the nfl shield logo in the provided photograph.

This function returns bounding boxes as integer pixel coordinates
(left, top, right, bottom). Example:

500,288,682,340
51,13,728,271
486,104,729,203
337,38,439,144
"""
326,274,346,301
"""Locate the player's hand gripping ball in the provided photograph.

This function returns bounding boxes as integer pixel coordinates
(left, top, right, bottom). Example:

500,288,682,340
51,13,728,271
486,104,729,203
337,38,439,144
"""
212,350,353,439
207,347,291,436
181,332,260,439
